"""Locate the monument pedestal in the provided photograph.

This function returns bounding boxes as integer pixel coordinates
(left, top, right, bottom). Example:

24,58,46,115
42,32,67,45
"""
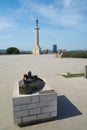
12,80,57,125
33,46,41,55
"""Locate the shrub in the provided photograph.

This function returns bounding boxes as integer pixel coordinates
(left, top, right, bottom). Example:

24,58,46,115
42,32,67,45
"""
63,51,87,58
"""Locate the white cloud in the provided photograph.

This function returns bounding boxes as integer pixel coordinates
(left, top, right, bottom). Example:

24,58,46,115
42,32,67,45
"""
0,34,11,39
19,0,87,31
0,17,16,30
0,0,87,32
20,1,56,19
0,21,12,30
62,0,72,8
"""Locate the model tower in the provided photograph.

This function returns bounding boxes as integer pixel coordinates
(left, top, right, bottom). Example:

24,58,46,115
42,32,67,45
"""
33,19,41,54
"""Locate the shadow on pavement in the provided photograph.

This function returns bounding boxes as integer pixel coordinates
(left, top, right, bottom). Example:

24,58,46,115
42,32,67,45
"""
55,95,82,120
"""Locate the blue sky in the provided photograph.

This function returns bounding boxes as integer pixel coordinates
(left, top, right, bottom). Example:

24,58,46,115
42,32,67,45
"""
0,0,87,51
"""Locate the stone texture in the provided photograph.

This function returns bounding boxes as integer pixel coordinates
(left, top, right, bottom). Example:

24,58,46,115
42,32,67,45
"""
12,80,57,125
14,110,29,118
20,103,37,111
23,115,37,123
51,100,57,106
13,105,20,112
40,93,57,102
51,111,57,117
41,105,57,113
29,108,41,115
31,95,40,103
37,113,51,120
37,101,51,108
13,96,31,106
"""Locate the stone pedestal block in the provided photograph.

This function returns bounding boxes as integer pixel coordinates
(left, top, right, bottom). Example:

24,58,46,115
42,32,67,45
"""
12,81,57,125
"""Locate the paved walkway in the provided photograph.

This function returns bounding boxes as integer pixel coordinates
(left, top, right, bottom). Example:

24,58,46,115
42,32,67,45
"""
0,54,87,130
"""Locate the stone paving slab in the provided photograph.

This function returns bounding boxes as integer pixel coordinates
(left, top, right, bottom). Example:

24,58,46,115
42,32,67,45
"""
0,54,87,130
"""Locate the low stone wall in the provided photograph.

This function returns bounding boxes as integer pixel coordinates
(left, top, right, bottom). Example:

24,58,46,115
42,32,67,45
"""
12,81,57,125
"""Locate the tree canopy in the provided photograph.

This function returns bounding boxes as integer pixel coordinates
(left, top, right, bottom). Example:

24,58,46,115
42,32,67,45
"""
6,47,20,54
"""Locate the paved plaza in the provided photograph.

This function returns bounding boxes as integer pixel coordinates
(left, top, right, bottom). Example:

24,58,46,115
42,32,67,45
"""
0,54,87,130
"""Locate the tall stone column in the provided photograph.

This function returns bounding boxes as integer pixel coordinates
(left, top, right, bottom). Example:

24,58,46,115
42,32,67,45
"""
33,19,41,54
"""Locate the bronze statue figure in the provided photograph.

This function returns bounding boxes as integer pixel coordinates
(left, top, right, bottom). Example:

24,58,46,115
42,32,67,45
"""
22,71,45,94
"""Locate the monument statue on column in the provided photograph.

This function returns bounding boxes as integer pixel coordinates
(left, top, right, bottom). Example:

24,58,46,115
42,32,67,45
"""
32,19,41,54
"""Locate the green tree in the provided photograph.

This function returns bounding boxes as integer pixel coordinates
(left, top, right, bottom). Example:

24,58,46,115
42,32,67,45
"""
6,47,20,54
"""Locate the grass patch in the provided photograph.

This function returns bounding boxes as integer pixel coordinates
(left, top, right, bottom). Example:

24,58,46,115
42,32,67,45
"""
62,73,84,78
